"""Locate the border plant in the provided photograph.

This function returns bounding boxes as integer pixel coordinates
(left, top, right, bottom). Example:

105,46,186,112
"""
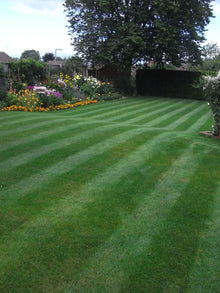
198,72,220,137
1,72,120,112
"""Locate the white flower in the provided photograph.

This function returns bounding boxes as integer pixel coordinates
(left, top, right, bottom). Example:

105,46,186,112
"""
33,86,50,96
57,79,67,87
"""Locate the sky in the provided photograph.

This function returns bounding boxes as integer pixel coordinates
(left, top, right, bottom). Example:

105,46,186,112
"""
0,0,220,59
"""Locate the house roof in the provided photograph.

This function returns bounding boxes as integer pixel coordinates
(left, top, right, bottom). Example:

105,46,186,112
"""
47,60,66,66
0,51,12,64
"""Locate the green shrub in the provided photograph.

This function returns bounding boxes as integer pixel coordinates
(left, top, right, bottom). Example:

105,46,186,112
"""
48,94,63,106
0,78,8,102
6,92,19,106
114,73,135,96
0,63,4,78
197,73,220,136
8,58,47,90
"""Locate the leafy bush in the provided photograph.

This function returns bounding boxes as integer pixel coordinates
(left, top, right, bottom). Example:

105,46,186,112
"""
197,72,220,136
0,63,4,78
6,92,19,106
48,93,64,106
0,77,8,102
71,74,121,100
114,73,136,96
8,58,47,91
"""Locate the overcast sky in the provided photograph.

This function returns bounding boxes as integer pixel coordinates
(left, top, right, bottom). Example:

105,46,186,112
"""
0,0,220,59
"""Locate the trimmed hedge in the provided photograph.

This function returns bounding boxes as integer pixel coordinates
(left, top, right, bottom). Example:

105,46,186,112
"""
136,69,204,100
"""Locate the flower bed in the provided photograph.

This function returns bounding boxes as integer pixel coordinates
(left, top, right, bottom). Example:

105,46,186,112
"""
1,100,98,112
1,73,120,112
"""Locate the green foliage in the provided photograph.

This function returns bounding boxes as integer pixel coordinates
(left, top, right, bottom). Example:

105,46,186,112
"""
20,50,41,61
198,74,220,136
73,74,121,100
190,43,220,72
114,73,136,96
0,77,8,102
0,63,4,78
65,55,85,66
49,93,64,106
6,92,19,106
80,76,99,98
201,43,220,60
8,59,47,90
64,0,213,72
42,52,55,62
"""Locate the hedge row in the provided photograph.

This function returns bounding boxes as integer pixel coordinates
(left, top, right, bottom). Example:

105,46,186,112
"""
136,69,204,100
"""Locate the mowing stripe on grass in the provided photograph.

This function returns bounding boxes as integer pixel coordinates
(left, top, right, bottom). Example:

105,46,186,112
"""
62,99,142,118
61,143,204,292
84,98,168,119
0,117,70,137
105,99,172,122
0,112,68,128
186,184,220,293
76,99,157,120
0,112,29,121
186,111,213,132
0,120,101,152
0,123,124,171
0,101,128,135
0,116,48,128
88,100,162,120
0,127,157,204
146,100,198,127
0,132,181,259
113,99,182,125
0,98,218,292
173,106,210,131
167,103,208,130
122,151,218,292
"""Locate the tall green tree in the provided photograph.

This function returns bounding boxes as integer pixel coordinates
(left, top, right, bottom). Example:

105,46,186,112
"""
201,43,220,60
189,43,220,72
20,50,41,61
64,0,213,74
42,52,55,62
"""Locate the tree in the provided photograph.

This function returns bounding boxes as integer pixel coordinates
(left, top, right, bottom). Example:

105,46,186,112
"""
20,50,40,61
42,52,55,62
64,0,213,75
190,43,220,72
8,59,47,87
66,55,85,65
201,43,220,60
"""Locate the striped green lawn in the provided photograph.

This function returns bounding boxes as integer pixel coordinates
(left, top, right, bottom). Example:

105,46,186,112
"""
0,97,219,293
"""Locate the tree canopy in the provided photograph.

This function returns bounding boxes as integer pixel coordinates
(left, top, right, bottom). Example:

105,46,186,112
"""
20,50,41,61
201,43,220,60
64,0,214,73
42,52,55,62
8,58,46,86
191,43,220,72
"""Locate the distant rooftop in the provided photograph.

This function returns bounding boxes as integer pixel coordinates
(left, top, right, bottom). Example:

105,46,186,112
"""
47,60,66,66
0,51,12,64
